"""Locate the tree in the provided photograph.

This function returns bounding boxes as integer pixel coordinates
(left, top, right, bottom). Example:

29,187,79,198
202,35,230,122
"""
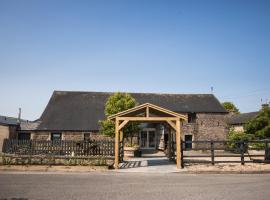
222,102,240,114
245,106,270,139
99,92,140,139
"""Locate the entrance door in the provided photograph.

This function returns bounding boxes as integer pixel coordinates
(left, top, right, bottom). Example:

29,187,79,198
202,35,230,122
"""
140,129,156,149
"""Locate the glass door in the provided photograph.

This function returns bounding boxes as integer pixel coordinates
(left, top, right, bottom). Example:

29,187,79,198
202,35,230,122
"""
148,131,156,148
140,129,156,149
140,131,148,148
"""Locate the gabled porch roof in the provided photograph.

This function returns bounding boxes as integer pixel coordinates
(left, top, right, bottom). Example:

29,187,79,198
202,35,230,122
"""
108,103,188,121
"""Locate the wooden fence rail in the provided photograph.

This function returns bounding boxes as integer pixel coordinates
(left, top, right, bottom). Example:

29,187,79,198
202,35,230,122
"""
179,140,270,168
2,139,115,157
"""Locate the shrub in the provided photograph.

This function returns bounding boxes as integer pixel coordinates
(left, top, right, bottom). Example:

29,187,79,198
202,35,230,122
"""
227,128,254,152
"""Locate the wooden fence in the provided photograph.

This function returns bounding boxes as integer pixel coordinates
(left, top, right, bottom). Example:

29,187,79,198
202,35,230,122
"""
179,140,270,168
2,139,115,157
119,140,124,162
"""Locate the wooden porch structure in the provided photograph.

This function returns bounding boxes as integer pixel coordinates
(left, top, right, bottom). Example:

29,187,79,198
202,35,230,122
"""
108,103,187,169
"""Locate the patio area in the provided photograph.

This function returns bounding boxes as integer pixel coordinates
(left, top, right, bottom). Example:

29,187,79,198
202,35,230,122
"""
116,150,182,173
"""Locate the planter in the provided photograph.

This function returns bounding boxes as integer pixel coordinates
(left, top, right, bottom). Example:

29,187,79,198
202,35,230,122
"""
124,146,141,157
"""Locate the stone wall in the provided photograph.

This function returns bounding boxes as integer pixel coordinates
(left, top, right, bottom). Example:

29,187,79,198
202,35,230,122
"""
63,132,83,140
181,113,228,140
31,132,50,140
29,131,109,141
0,125,10,152
180,113,229,148
0,154,114,166
196,113,228,141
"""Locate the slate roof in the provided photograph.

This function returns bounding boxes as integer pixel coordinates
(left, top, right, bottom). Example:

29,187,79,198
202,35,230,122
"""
0,115,19,126
0,115,39,131
19,120,41,131
229,112,259,125
37,91,228,131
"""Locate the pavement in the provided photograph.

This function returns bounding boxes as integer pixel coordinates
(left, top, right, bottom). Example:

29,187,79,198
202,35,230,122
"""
0,172,270,200
117,155,181,173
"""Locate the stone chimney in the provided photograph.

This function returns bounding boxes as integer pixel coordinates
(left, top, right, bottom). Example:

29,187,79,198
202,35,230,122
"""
17,108,21,124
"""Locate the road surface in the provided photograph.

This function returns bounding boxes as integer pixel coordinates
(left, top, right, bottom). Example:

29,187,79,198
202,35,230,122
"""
0,172,269,200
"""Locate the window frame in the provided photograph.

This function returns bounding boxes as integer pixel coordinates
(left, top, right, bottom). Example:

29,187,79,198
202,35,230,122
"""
83,133,91,141
51,132,62,141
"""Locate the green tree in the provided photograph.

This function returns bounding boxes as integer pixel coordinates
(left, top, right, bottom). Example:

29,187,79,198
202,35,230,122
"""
222,102,240,114
99,92,140,139
245,106,270,139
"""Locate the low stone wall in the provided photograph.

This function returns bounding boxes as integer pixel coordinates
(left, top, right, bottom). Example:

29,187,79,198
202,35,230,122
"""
0,153,114,166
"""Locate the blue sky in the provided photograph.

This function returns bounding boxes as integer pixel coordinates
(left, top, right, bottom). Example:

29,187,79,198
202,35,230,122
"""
0,0,270,120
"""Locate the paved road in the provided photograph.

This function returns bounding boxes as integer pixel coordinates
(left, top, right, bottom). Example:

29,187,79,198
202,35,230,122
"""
0,172,270,200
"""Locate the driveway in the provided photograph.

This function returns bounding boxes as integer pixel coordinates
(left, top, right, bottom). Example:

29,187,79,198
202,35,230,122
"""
0,172,270,200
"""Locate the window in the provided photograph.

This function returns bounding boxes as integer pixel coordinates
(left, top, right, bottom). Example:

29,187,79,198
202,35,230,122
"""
84,133,91,141
51,133,62,141
188,113,196,123
18,132,31,140
185,135,193,149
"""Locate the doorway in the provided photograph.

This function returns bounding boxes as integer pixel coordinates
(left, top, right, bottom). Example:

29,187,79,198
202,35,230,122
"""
140,128,156,149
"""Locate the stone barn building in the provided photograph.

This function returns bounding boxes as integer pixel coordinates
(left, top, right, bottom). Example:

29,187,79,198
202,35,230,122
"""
17,91,229,151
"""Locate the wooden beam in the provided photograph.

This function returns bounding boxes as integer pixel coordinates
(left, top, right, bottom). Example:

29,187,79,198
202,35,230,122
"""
176,119,181,169
148,103,187,119
108,103,149,120
118,120,129,130
146,106,149,117
118,117,178,121
166,120,176,131
108,103,188,121
114,118,119,169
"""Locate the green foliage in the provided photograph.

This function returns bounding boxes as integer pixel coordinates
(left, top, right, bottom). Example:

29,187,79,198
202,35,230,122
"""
100,92,140,137
222,102,240,114
227,128,254,150
99,120,115,137
104,92,137,116
245,106,270,139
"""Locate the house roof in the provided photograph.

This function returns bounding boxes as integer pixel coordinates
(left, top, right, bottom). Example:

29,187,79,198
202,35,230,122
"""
36,91,227,131
229,112,259,125
19,120,41,131
0,115,19,126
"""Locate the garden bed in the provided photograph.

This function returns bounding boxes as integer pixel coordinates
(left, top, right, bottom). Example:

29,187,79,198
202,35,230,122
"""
0,153,114,166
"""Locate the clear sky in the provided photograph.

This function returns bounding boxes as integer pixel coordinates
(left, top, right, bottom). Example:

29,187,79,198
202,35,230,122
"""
0,0,270,120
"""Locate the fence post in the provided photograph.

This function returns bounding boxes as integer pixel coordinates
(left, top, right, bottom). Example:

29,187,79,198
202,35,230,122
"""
240,141,245,165
265,141,269,161
211,141,215,165
181,140,184,168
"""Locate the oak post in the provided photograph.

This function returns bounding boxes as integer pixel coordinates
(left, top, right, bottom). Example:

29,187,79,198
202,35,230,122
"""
176,119,181,169
114,118,119,169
